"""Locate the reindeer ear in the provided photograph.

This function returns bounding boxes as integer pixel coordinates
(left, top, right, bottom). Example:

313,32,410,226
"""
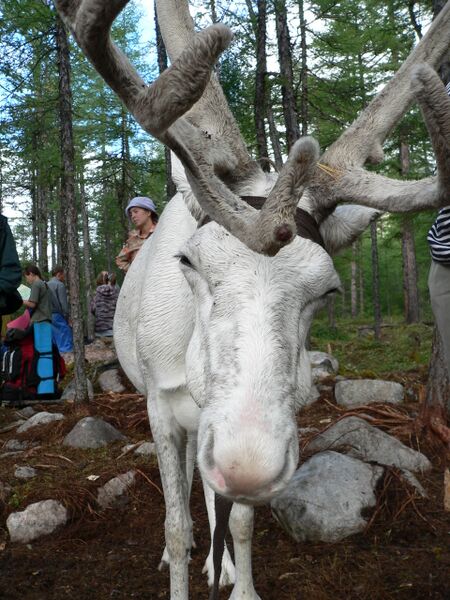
319,205,382,255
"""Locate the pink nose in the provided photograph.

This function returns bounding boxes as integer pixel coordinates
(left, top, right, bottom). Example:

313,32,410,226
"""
204,430,295,500
209,463,276,497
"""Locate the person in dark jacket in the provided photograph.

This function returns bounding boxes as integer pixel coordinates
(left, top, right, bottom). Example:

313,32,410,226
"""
90,271,120,337
0,214,22,331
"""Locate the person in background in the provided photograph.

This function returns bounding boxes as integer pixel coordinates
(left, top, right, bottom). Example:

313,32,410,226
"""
428,205,450,377
90,271,120,337
47,265,73,352
23,264,52,324
0,214,22,332
115,196,158,272
427,81,450,377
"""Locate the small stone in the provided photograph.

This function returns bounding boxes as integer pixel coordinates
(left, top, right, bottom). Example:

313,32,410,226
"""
134,442,156,457
7,499,68,543
14,466,38,480
17,412,64,433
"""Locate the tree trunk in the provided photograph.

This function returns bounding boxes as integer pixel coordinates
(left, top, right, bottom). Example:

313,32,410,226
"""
55,14,88,402
254,0,270,170
358,239,364,315
79,171,95,340
37,186,49,274
399,139,420,323
370,221,382,340
273,0,299,151
154,4,176,198
298,0,308,136
401,217,420,323
433,0,450,83
267,105,283,171
351,242,358,318
31,133,38,264
327,295,336,333
117,106,131,238
49,193,57,267
422,328,450,442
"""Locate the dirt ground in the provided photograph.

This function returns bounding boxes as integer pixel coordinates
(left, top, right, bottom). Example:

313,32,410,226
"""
0,372,449,600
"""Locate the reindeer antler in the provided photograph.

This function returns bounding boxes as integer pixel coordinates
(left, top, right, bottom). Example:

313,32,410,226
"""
55,0,319,256
55,0,232,138
315,2,450,213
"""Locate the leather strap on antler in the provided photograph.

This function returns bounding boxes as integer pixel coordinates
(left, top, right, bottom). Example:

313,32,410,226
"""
200,195,327,249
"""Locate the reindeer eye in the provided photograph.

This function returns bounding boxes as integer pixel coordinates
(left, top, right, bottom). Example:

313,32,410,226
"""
176,254,194,268
325,287,341,297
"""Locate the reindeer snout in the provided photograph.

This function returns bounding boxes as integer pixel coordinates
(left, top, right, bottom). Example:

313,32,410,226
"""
201,427,298,502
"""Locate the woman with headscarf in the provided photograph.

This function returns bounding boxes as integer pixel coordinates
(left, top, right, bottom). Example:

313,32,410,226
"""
115,196,159,272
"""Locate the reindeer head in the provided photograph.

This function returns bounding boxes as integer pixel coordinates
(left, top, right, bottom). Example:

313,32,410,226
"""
56,0,450,503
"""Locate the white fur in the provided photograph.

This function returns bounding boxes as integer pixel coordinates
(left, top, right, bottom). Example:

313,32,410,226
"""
114,185,346,599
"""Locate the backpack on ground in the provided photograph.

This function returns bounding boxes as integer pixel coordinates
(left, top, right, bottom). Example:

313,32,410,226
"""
0,326,65,406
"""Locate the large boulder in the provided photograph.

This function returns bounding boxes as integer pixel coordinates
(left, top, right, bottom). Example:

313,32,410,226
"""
335,379,404,407
271,451,383,542
7,499,68,543
305,416,431,472
63,416,126,449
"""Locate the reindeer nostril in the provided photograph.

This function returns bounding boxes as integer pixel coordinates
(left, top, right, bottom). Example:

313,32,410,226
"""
275,224,293,243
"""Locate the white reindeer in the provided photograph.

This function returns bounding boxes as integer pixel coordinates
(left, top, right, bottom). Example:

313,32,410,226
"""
55,1,450,598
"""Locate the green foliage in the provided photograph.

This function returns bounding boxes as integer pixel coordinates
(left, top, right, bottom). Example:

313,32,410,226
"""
311,316,433,376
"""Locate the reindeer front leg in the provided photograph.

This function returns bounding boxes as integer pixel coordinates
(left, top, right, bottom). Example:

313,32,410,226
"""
147,392,191,599
228,503,261,600
202,479,236,588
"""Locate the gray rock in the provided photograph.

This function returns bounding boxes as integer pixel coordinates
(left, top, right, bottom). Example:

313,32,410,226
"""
135,442,156,457
271,451,383,542
0,419,26,433
61,379,94,402
97,471,136,509
97,369,126,394
4,439,30,451
400,469,427,498
14,466,37,480
335,379,404,407
0,480,12,502
63,416,126,449
17,412,64,433
298,427,319,436
304,383,320,407
305,416,431,472
17,407,35,418
7,499,68,543
309,351,339,373
309,351,339,383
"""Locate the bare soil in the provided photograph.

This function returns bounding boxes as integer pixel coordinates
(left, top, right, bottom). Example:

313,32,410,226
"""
0,372,449,600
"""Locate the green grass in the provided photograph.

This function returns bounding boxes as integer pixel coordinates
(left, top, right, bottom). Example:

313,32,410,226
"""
310,316,433,377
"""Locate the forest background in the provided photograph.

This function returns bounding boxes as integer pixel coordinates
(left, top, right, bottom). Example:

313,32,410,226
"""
0,0,448,385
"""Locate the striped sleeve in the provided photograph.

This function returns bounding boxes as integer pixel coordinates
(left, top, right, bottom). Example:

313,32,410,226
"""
427,82,450,263
428,207,450,264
